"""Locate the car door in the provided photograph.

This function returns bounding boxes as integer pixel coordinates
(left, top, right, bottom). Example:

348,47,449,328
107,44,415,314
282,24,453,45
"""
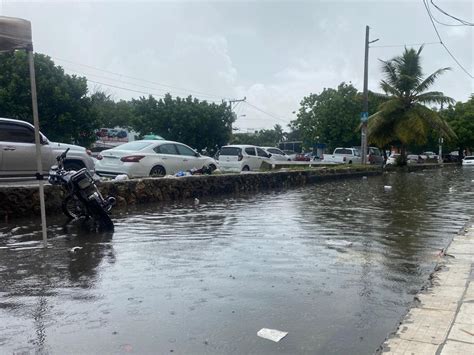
0,121,52,175
256,147,271,168
153,143,181,174
175,143,202,170
244,147,259,170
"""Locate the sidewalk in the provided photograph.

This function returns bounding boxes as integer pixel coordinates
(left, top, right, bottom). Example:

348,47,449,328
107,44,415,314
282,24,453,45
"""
380,224,474,354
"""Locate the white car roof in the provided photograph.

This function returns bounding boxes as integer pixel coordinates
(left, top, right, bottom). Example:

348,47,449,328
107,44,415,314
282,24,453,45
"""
221,145,257,149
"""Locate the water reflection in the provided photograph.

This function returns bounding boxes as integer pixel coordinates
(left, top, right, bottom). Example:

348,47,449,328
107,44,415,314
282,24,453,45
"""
0,167,473,354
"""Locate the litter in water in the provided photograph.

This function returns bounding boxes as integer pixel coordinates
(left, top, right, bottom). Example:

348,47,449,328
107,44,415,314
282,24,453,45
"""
69,246,83,253
114,174,128,181
257,328,288,342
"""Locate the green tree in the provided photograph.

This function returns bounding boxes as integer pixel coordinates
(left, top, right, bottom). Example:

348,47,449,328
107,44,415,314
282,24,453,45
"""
131,94,234,152
230,124,286,146
292,83,366,152
90,92,135,128
442,96,474,157
0,51,98,146
367,46,455,163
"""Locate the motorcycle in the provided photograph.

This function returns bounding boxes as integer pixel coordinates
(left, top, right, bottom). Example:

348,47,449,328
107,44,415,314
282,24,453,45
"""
49,148,116,231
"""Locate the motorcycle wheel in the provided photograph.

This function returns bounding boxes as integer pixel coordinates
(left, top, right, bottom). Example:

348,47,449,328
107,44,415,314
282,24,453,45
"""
87,199,114,232
62,195,87,220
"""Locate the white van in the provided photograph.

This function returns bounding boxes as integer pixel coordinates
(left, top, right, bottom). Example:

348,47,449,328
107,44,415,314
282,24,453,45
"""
217,145,272,172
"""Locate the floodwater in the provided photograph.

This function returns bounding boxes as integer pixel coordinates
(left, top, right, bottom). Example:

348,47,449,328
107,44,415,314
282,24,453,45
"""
1,167,473,354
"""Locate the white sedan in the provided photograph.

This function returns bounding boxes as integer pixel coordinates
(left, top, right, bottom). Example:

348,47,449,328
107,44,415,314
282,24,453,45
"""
95,140,217,178
462,156,474,166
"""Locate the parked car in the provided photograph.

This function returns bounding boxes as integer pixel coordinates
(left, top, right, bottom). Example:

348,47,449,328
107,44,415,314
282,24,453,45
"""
443,153,461,163
422,151,439,161
262,147,291,161
386,153,400,165
294,153,310,161
353,146,384,165
407,154,423,164
0,117,94,176
95,140,217,178
322,147,361,164
462,156,474,166
217,145,272,172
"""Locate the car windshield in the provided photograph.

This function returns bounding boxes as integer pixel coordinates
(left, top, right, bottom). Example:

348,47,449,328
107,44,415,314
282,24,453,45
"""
113,141,153,151
220,147,242,156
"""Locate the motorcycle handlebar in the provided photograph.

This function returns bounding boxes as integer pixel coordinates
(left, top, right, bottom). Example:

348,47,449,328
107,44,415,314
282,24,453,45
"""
57,148,70,162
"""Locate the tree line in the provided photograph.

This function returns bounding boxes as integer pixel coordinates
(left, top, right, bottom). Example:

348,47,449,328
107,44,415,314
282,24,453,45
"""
0,52,234,152
0,50,472,158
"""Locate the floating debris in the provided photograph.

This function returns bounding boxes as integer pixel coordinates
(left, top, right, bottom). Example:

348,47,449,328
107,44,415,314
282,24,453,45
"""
384,185,392,191
257,328,288,342
114,174,128,181
69,246,83,253
194,198,200,205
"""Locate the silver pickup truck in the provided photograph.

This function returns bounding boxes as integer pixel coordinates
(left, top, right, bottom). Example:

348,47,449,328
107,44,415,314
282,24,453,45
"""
0,117,95,177
322,147,362,164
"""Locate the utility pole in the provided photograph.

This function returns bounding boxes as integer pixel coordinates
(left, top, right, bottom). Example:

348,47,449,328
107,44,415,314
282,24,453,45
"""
228,97,246,133
361,26,378,165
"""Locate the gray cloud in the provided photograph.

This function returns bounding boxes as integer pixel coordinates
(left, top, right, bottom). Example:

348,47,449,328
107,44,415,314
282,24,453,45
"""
2,0,472,131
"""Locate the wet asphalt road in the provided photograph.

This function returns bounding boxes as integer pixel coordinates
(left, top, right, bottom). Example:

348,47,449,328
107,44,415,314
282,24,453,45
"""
1,167,473,354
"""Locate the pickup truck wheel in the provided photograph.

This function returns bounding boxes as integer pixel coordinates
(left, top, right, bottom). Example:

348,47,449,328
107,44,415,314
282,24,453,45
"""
242,165,250,171
64,161,84,171
348,160,352,164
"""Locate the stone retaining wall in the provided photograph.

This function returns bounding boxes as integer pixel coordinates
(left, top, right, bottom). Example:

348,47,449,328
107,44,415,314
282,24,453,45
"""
0,166,381,221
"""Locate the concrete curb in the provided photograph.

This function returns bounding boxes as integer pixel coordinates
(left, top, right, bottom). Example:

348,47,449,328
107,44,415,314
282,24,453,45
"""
378,222,474,354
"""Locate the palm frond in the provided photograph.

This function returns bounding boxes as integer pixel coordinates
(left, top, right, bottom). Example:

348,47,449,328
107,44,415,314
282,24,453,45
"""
412,104,457,141
380,80,401,97
380,60,399,87
414,68,451,94
415,91,455,106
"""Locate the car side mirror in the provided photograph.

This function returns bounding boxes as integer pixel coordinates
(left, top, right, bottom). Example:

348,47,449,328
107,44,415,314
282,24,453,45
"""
195,152,200,157
267,153,272,158
40,136,49,145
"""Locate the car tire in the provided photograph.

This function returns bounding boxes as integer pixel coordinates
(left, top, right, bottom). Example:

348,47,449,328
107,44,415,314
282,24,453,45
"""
64,161,84,171
242,165,250,171
209,164,217,172
348,160,352,164
150,165,166,177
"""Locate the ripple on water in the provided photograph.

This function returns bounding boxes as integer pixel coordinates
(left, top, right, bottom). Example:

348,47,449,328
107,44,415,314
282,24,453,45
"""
1,167,474,354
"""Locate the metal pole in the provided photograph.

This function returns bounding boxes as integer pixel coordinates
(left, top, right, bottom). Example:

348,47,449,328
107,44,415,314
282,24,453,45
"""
361,25,369,165
28,49,47,246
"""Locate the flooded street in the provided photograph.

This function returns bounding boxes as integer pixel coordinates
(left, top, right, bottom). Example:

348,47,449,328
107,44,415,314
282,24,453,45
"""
1,167,474,354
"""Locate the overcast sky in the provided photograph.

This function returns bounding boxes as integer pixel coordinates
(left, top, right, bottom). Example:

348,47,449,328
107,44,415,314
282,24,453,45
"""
1,0,473,131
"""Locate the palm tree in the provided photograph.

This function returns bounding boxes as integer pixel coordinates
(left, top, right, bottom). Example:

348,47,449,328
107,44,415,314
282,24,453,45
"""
368,46,456,162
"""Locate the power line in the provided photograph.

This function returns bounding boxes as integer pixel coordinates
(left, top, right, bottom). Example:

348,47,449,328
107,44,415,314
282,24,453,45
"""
244,101,290,125
64,66,223,104
422,0,474,79
51,55,230,100
430,0,473,26
85,78,167,98
370,41,440,48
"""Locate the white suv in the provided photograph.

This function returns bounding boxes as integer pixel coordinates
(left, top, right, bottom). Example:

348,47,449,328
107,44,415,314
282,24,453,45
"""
217,145,272,172
0,118,95,177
